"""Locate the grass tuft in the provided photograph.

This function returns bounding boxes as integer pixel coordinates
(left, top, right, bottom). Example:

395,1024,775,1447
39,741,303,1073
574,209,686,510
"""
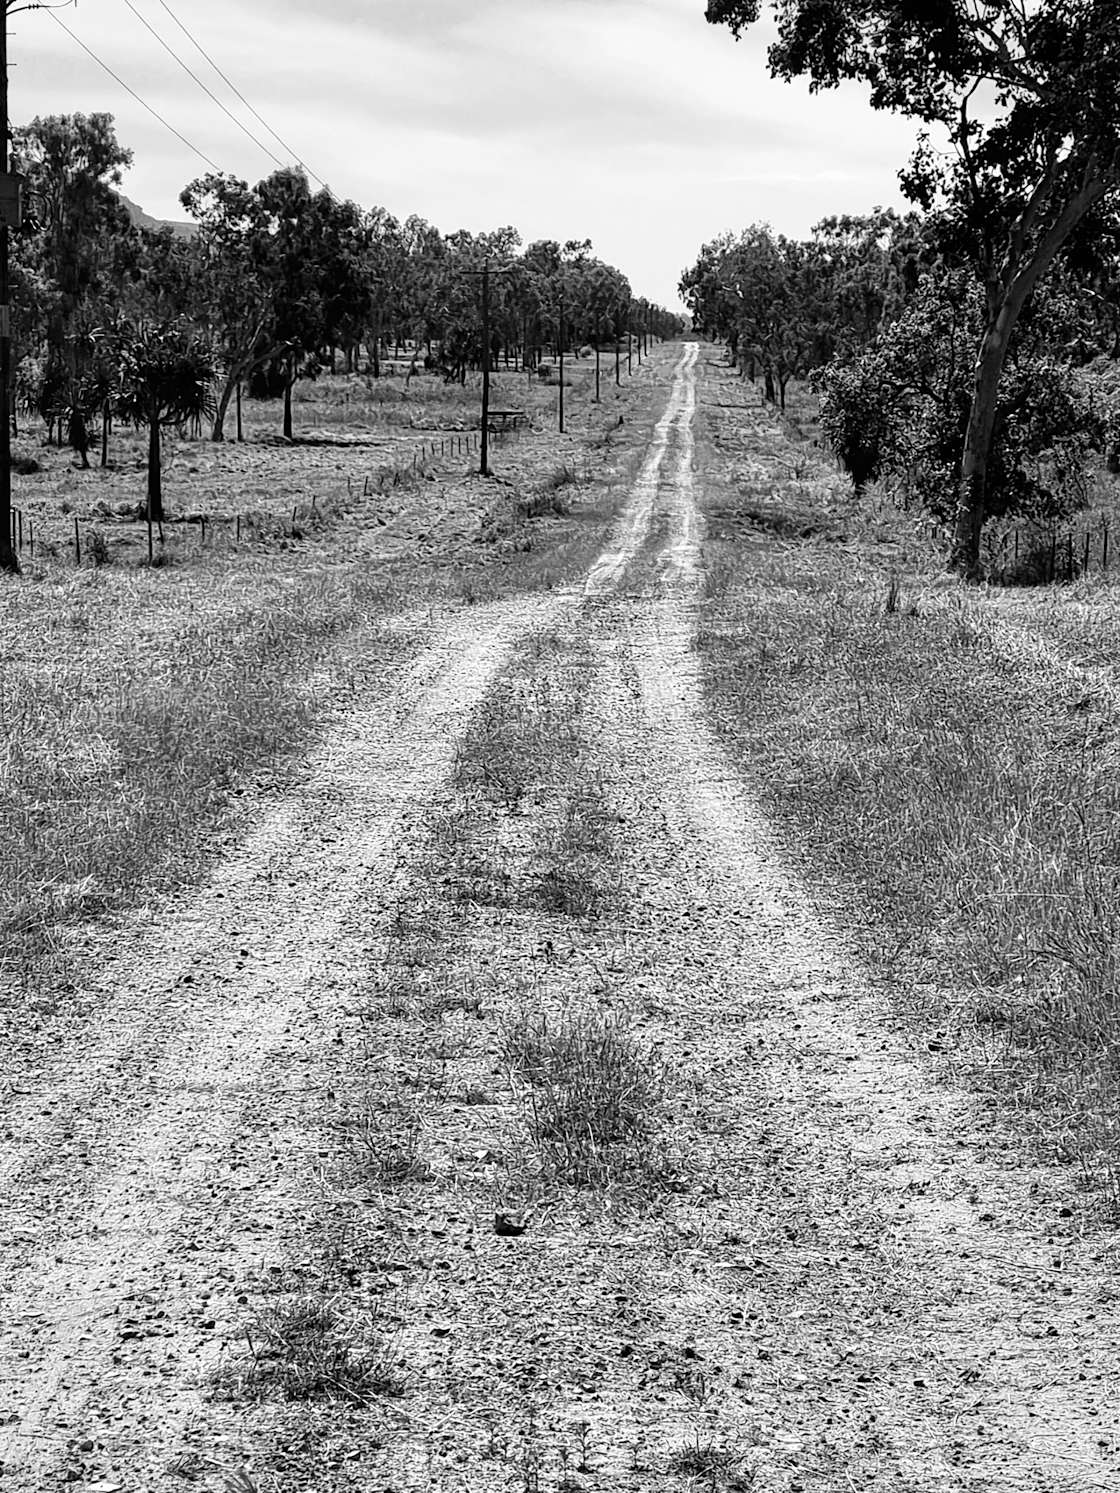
215,1293,403,1405
344,1097,434,1185
501,1008,667,1187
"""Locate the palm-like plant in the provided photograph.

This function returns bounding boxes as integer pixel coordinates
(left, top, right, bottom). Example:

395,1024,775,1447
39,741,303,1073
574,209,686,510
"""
115,320,216,522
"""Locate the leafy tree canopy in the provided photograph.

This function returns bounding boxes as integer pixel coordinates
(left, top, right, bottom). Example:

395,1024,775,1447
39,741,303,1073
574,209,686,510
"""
706,0,1120,574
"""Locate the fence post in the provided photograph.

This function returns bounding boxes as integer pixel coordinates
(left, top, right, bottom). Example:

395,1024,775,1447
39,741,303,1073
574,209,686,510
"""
236,513,241,542
74,515,80,565
1083,530,1090,576
1067,533,1074,581
200,515,207,548
1103,519,1110,572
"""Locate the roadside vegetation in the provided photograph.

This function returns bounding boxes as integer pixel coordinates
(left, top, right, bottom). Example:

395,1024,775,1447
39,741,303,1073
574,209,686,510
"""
681,3,1120,1207
695,2,1120,578
694,350,1120,1206
5,108,682,575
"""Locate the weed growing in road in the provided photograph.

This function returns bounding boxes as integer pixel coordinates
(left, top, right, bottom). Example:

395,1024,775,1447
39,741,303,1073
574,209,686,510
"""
443,630,624,922
217,1293,402,1404
345,1097,434,1185
667,1435,746,1484
501,1009,667,1187
532,772,620,920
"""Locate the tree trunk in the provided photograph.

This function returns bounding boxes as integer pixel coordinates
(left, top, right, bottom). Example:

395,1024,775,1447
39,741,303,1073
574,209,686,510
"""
236,381,243,441
950,168,1117,575
101,404,110,468
950,324,1008,577
212,375,236,441
764,366,776,405
148,410,164,525
283,358,294,440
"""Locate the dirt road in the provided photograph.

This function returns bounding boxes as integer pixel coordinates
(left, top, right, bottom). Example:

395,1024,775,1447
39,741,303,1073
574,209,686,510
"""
2,344,1118,1491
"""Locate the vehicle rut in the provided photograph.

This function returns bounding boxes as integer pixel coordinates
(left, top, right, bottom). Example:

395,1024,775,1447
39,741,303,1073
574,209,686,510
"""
0,352,698,1489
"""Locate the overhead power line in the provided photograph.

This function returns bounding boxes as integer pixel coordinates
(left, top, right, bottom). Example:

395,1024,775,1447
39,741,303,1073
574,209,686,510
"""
47,9,223,171
121,0,287,172
151,0,327,189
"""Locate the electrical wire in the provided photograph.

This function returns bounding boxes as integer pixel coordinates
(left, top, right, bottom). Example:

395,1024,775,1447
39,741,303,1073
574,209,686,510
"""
47,9,223,171
121,0,287,172
151,0,326,188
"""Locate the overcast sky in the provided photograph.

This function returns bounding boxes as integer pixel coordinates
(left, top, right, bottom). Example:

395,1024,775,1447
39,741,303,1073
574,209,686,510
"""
20,0,922,312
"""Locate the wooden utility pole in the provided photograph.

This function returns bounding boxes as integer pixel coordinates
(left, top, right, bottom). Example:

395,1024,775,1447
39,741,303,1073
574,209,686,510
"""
558,284,565,434
615,304,621,387
461,259,513,475
480,259,492,476
594,317,601,403
0,4,16,573
627,301,633,376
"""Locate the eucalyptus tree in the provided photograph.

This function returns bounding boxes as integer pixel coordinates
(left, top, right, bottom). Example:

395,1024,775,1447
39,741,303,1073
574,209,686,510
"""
706,0,1120,575
180,171,282,441
12,112,135,377
255,167,328,439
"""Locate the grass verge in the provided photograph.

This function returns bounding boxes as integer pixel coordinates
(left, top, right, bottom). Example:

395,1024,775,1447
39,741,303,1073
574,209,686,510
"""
696,360,1120,1206
0,565,412,995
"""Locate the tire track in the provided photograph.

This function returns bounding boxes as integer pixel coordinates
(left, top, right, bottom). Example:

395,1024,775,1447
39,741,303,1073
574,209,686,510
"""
0,352,698,1488
614,342,1120,1490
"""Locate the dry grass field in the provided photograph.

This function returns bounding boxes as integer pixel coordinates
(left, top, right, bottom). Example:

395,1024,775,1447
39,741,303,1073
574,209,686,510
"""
694,347,1120,1208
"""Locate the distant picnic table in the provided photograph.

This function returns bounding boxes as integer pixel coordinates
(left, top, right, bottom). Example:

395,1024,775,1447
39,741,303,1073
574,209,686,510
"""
486,408,528,433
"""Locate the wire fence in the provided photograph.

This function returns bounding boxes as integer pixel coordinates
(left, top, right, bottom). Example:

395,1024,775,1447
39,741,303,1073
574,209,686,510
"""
6,422,531,565
990,514,1115,586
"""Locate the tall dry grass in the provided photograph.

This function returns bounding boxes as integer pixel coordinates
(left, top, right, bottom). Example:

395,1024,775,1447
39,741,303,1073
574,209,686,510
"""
0,566,408,986
698,491,1120,1198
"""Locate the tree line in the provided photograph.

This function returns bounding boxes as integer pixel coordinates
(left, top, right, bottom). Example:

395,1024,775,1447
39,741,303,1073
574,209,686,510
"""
685,0,1120,579
4,111,685,559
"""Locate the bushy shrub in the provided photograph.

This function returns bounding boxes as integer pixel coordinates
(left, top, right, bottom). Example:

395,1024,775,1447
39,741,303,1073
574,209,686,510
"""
815,273,1105,530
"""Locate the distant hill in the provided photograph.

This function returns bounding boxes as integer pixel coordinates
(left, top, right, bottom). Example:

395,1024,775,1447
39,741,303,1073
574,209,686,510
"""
118,192,198,240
